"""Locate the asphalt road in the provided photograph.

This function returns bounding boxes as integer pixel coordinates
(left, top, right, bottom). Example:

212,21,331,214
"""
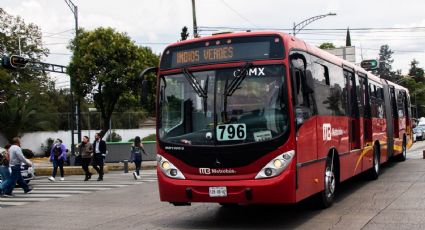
1,141,425,230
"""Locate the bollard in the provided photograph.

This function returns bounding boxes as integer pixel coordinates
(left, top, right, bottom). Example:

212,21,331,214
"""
124,160,129,173
423,150,425,159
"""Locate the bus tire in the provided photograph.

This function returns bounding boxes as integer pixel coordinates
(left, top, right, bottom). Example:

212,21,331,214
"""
366,145,380,180
397,137,407,162
319,154,336,208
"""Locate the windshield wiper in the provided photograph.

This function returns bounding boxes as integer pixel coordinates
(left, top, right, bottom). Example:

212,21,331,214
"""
203,75,209,115
183,68,207,98
224,62,253,96
222,62,253,122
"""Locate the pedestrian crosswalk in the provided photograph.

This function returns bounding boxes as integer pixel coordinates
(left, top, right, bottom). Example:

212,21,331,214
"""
0,170,157,208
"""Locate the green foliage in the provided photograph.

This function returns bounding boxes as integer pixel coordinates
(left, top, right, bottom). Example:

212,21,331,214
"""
408,59,425,83
142,134,156,141
0,9,59,140
319,42,335,49
106,131,122,142
67,27,159,136
40,137,54,157
377,44,394,81
22,149,34,159
397,72,425,118
345,28,351,47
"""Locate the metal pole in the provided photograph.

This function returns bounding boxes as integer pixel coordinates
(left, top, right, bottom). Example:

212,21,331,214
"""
88,112,91,140
293,12,336,36
65,0,81,156
416,93,418,119
191,0,198,38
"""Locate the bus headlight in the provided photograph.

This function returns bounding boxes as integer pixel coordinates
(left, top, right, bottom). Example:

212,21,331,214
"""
157,154,185,179
255,150,295,179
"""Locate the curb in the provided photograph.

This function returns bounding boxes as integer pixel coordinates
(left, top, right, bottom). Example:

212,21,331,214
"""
34,163,157,176
35,166,110,176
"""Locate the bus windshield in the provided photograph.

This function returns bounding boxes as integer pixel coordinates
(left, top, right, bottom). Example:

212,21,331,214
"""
158,65,289,146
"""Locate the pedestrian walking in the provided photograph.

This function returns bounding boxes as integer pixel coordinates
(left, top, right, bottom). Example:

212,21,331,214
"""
78,136,93,181
92,133,106,181
130,136,147,180
3,137,32,195
0,144,11,196
48,139,67,182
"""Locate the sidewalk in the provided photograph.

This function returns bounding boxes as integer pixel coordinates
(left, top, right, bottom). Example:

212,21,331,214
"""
32,157,157,176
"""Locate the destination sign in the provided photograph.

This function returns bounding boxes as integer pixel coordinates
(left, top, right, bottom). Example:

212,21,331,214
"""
160,36,284,69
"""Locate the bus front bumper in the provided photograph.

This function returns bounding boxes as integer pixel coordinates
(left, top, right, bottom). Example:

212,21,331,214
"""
157,169,296,204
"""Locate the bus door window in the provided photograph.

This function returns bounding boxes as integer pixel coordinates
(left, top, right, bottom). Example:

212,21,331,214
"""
290,53,315,129
397,90,406,132
344,69,361,150
390,87,399,138
402,91,411,129
361,75,372,142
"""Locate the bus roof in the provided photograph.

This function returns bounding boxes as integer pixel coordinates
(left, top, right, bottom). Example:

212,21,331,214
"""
164,31,408,93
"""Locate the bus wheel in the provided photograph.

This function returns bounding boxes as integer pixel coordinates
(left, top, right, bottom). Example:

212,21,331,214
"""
397,137,407,162
367,145,380,180
320,155,336,208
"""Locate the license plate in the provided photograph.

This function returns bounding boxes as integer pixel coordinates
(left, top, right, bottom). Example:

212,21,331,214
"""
209,187,227,197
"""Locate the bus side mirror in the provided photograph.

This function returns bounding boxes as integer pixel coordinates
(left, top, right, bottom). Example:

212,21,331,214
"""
304,70,314,94
141,80,149,105
139,67,158,106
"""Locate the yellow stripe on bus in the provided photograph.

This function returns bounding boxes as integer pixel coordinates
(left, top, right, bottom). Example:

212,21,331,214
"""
353,143,373,173
393,145,402,152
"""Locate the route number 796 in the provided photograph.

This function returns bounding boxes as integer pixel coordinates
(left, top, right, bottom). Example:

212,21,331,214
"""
216,124,246,141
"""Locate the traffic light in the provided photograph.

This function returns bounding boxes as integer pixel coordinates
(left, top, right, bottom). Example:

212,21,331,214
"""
1,55,28,69
10,55,28,68
360,59,378,71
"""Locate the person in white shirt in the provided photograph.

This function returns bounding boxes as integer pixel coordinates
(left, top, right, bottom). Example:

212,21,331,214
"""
3,137,33,195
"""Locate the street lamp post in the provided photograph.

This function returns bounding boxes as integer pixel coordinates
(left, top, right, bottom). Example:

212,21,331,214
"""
64,0,81,157
293,12,337,36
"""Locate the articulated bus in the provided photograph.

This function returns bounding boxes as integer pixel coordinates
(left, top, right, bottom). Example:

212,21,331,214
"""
140,31,412,207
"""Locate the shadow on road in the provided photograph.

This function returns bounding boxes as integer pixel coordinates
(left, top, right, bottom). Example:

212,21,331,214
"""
153,161,403,229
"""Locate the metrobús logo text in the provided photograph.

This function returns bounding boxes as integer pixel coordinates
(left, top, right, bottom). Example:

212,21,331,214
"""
199,168,236,175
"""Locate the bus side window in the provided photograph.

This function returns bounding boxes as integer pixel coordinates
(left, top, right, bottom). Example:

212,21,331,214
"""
290,54,315,127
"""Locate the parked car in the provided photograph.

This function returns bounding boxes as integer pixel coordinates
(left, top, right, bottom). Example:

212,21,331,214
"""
20,162,35,184
0,147,35,185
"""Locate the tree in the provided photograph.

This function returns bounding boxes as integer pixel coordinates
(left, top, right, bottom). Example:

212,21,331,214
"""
319,42,335,49
180,26,189,41
408,59,425,83
67,27,159,137
0,9,57,141
346,27,351,47
376,44,394,81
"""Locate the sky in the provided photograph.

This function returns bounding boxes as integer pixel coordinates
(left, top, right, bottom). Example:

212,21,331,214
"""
3,0,425,88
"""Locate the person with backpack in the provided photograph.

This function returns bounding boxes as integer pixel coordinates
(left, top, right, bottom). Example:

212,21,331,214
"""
48,139,67,182
130,136,147,180
0,144,11,196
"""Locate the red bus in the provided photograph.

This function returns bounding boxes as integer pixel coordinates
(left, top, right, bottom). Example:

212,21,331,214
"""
140,31,412,207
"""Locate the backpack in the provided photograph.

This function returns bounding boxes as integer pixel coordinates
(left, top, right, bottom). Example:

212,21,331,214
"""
54,145,62,157
132,146,142,156
132,146,143,161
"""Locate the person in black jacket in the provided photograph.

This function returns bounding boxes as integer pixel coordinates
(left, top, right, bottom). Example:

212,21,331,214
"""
92,133,106,181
